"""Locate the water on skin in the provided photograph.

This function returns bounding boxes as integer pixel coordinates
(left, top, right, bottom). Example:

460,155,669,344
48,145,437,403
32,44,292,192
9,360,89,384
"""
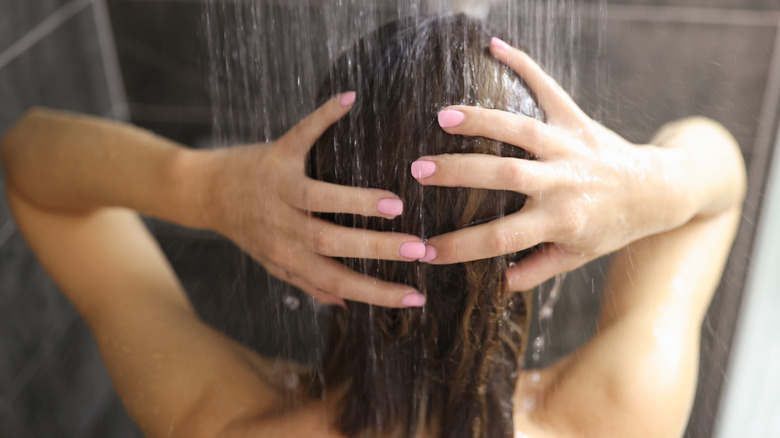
202,0,606,433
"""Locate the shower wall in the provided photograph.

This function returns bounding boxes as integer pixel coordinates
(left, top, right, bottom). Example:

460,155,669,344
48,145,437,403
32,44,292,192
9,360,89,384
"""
0,0,777,437
0,0,140,436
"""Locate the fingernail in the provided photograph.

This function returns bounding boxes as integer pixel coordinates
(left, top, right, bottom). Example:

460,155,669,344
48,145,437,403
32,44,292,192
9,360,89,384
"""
420,245,438,263
340,91,356,106
491,37,512,52
399,241,426,259
376,198,403,217
402,293,426,307
411,160,436,179
438,109,466,128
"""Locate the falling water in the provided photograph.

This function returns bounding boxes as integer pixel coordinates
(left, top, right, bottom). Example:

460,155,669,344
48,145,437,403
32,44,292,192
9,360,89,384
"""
201,0,608,431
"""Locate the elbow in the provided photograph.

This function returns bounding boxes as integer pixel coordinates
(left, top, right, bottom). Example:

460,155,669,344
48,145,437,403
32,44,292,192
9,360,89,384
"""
1,107,50,188
2,108,42,170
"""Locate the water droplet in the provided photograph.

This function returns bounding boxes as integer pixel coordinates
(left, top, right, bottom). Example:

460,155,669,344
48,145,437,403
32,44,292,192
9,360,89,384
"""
521,396,537,411
533,336,545,351
284,372,299,389
529,372,541,385
283,294,300,311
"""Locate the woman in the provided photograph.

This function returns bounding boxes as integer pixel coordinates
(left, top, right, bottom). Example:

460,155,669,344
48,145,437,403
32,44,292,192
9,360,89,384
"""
1,15,744,438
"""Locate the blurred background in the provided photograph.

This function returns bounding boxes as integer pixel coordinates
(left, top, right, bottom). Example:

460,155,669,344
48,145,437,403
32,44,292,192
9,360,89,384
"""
0,0,779,436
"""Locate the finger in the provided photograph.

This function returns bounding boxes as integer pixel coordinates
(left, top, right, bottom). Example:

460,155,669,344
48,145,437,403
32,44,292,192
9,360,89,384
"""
489,38,588,123
280,210,426,261
411,153,552,194
269,244,425,308
281,91,356,156
260,257,346,307
284,178,404,219
424,210,550,264
437,107,569,158
505,243,586,292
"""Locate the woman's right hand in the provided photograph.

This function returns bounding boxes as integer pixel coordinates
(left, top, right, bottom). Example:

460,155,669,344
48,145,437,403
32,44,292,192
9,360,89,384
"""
413,38,742,292
195,94,427,308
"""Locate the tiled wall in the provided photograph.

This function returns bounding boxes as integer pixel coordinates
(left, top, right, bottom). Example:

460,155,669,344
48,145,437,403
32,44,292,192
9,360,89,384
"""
1,0,778,436
0,0,139,436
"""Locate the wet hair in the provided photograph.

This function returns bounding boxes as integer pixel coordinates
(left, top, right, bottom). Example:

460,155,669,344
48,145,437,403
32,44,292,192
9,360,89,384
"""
306,15,545,438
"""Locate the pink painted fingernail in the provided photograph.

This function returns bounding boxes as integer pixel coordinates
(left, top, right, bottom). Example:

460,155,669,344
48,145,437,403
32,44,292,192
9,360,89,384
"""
438,110,466,128
340,91,356,106
420,245,438,263
399,241,426,259
402,293,426,307
411,160,436,179
376,198,403,217
491,37,512,52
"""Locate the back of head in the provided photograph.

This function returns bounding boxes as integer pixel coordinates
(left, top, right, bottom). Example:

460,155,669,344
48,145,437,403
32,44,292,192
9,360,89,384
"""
307,15,545,438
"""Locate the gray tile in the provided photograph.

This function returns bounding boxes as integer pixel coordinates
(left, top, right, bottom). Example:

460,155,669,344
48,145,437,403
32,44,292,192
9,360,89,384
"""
7,315,116,437
0,5,111,135
87,395,142,438
570,19,776,163
0,234,73,397
106,0,210,109
592,0,779,11
0,168,11,234
0,0,71,53
130,119,212,148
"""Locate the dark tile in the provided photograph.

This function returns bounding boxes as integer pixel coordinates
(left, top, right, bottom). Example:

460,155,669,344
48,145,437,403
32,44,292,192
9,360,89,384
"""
87,395,142,438
7,315,117,437
570,19,776,163
106,0,210,109
130,119,213,148
0,5,112,135
591,0,779,11
0,0,71,52
0,168,11,231
0,234,73,397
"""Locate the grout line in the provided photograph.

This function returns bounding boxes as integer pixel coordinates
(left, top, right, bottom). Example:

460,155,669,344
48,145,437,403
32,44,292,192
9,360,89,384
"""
92,0,130,121
0,0,91,71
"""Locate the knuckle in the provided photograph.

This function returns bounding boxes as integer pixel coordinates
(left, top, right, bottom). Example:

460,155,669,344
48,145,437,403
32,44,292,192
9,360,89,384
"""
313,229,336,255
501,161,525,189
370,237,385,260
559,206,586,236
298,184,315,208
488,227,516,255
524,120,543,144
329,277,351,299
436,237,461,262
451,157,468,184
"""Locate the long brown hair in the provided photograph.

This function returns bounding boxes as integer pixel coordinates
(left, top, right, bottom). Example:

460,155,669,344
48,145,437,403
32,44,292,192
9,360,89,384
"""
307,15,545,438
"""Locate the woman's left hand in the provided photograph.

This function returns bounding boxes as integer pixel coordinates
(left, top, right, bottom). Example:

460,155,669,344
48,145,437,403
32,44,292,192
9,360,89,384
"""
413,38,693,291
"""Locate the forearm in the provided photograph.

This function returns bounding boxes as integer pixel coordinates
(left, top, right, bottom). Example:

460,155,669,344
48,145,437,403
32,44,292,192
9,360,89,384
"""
601,117,746,327
1,108,212,229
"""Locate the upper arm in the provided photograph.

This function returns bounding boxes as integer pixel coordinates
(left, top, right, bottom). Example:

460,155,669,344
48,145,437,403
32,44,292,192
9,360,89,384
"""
6,188,285,437
519,208,741,437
